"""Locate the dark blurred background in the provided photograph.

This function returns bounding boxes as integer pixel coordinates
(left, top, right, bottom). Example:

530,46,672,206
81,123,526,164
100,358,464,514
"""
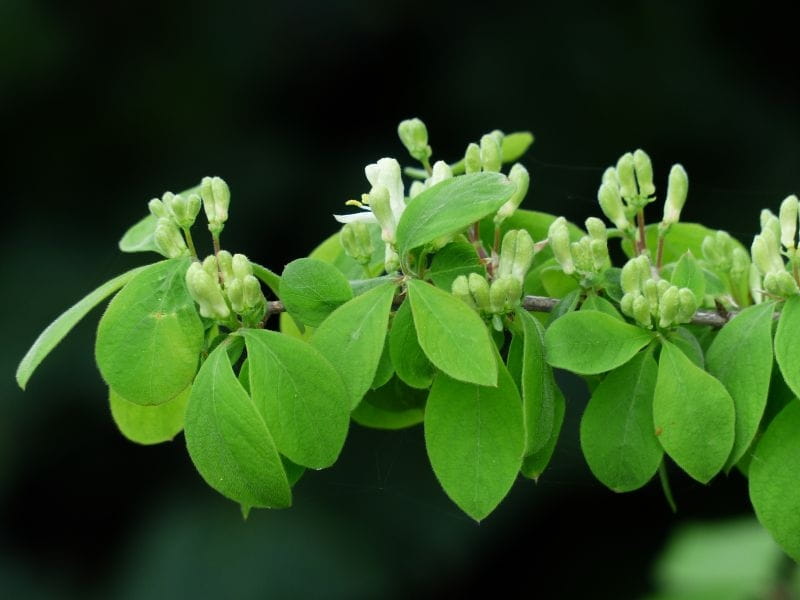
2,1,798,598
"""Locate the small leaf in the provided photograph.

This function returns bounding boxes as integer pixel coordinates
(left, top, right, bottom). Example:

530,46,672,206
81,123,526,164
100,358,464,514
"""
670,252,706,300
774,295,800,398
707,301,775,470
580,295,623,320
546,288,581,324
252,263,281,298
653,341,735,483
241,329,350,469
311,282,396,409
279,258,353,327
425,363,524,521
109,386,189,445
388,301,435,389
428,239,485,291
396,173,516,256
544,310,654,375
95,259,204,405
749,401,800,562
119,214,159,254
521,385,565,481
667,327,705,368
16,265,148,389
351,377,426,430
407,279,497,386
184,344,291,508
580,350,662,492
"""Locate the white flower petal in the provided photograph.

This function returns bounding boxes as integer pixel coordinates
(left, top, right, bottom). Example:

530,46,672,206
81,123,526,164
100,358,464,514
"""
334,212,378,225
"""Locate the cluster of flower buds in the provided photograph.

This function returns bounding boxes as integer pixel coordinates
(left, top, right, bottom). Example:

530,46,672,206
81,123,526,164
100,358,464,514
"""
452,230,535,328
701,230,751,306
148,191,203,258
340,221,375,266
547,217,610,283
185,252,266,326
200,176,231,236
751,195,800,298
619,255,697,328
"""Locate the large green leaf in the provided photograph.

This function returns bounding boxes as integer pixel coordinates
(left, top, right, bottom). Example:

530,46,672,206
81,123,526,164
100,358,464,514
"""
774,295,800,398
109,386,189,445
16,265,148,389
184,344,291,508
706,301,775,470
388,301,435,389
520,384,565,481
544,310,654,375
396,172,516,256
351,377,426,430
241,329,350,469
95,258,204,405
653,341,735,484
425,363,525,521
427,239,485,291
407,279,497,386
580,350,662,492
311,282,396,409
749,401,800,562
279,258,353,327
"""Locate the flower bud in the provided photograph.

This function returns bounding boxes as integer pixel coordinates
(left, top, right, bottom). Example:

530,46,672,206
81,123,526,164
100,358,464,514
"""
409,180,426,198
226,278,245,313
585,217,607,242
658,286,680,328
547,217,574,275
662,164,688,226
216,251,234,283
243,275,265,309
232,253,253,280
384,244,400,272
464,143,482,174
480,133,502,173
165,192,202,229
620,293,635,317
633,149,655,197
590,239,610,271
451,275,475,309
598,183,629,230
616,152,637,200
200,176,230,233
643,278,659,315
468,273,491,311
489,277,517,313
571,238,593,273
341,221,374,266
397,118,431,162
202,255,218,279
760,209,777,232
632,294,651,328
602,166,619,188
498,229,535,283
779,194,799,250
730,247,750,280
428,160,452,186
676,288,697,322
186,262,230,319
762,213,781,246
369,185,396,243
765,271,799,297
148,198,169,219
621,256,647,294
495,163,530,224
749,264,763,305
656,278,671,298
154,218,188,258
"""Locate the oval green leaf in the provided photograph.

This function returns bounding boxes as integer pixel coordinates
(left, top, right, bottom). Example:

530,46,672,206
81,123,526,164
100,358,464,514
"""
653,341,735,484
427,239,485,291
774,295,800,398
279,258,353,327
425,362,524,521
95,258,204,405
351,377,426,430
388,301,435,389
407,279,497,386
184,344,291,508
580,350,662,492
544,310,654,375
119,214,160,254
109,386,189,445
521,384,565,481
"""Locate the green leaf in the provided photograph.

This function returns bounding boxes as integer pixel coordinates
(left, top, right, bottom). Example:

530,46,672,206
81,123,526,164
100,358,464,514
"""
407,279,497,386
521,384,565,481
544,310,654,375
774,295,800,398
311,282,396,409
396,173,516,256
279,258,353,327
580,350,662,492
119,214,159,254
427,239,485,291
707,302,775,470
580,295,623,320
539,264,580,298
95,258,204,405
667,327,705,369
241,329,350,469
351,377,426,430
511,308,556,455
109,386,189,445
184,344,291,508
371,337,395,389
749,401,800,562
388,301,435,389
670,252,706,300
500,131,535,163
653,341,735,483
546,288,581,324
281,456,305,487
251,263,281,298
425,363,525,521
16,265,148,389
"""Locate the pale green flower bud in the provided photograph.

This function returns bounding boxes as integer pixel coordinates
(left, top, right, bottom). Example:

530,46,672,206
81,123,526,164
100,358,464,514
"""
662,164,688,226
429,160,453,186
765,271,799,297
489,277,515,313
658,286,680,328
590,238,610,271
760,209,777,232
451,275,475,309
464,143,482,174
232,253,253,280
571,238,593,273
468,273,491,311
633,149,655,197
621,259,641,295
548,217,574,275
148,198,169,219
749,264,763,304
227,278,245,313
495,163,530,224
602,167,619,188
200,176,230,233
616,152,637,200
632,294,651,328
340,221,374,266
656,278,671,298
676,288,698,322
186,262,230,319
779,194,799,250
489,129,504,147
164,192,202,229
216,251,234,283
754,229,785,274
643,278,659,315
480,134,502,173
154,218,188,258
243,275,264,308
397,118,431,162
498,229,535,283
730,247,750,280
598,183,629,230
369,185,396,243
585,217,607,242
762,214,782,246
384,244,400,272
409,180,426,198
620,293,635,317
